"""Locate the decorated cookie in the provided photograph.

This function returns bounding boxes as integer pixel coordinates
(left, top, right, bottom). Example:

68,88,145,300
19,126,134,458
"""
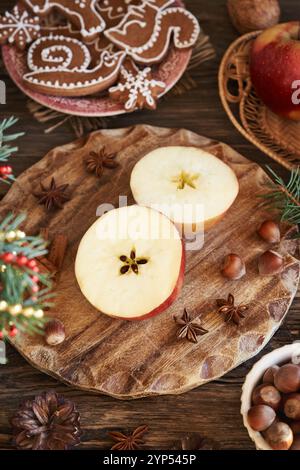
105,0,200,64
0,5,41,50
109,59,166,111
23,0,106,39
96,0,142,28
24,35,126,96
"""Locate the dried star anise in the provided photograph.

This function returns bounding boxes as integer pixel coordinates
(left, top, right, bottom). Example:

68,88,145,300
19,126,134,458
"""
33,178,70,211
175,309,208,344
119,248,148,275
108,425,148,450
84,148,118,178
217,293,248,325
11,391,81,450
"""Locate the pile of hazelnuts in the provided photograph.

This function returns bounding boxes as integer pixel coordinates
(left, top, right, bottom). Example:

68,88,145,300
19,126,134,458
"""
221,220,284,280
247,362,300,450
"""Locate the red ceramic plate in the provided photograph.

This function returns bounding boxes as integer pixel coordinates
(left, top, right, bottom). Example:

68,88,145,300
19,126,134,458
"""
1,1,193,117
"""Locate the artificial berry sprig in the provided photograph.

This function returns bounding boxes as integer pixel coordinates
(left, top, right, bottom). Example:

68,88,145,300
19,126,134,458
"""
0,117,24,185
0,213,53,340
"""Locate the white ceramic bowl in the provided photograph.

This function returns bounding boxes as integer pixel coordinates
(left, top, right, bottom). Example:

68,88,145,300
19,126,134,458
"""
241,342,300,450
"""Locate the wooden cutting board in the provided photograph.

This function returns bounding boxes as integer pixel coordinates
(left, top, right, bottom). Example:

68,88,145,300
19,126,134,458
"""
1,125,299,399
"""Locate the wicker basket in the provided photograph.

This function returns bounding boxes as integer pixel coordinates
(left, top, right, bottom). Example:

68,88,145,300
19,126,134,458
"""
219,31,300,171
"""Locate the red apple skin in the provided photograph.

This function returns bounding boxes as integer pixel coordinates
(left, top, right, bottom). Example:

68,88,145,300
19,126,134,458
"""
106,240,186,321
250,22,300,120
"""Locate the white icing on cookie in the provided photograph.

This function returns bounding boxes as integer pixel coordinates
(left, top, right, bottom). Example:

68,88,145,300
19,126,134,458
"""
24,0,106,37
109,61,166,110
105,1,200,64
0,6,40,49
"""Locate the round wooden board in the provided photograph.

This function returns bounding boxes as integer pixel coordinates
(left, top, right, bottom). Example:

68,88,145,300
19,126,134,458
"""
1,125,299,399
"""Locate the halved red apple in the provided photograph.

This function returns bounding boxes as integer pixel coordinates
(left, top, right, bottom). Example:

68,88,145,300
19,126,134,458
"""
130,146,239,237
75,205,185,320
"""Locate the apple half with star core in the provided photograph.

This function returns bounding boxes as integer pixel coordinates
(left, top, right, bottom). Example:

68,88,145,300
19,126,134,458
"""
75,205,185,320
250,22,300,120
130,146,239,237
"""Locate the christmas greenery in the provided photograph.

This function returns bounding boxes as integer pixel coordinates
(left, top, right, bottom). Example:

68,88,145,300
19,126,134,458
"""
0,213,53,339
0,117,24,184
261,166,300,226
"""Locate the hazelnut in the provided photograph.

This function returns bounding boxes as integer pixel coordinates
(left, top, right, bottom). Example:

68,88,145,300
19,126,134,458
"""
263,365,280,385
257,220,281,244
45,319,65,346
284,394,300,420
247,404,276,431
274,364,300,394
290,435,300,451
258,250,283,276
227,0,280,35
263,421,293,450
252,384,281,410
290,421,300,435
221,253,246,280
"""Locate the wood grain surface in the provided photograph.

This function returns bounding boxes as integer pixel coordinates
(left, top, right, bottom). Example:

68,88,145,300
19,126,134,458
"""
0,0,299,451
1,124,299,400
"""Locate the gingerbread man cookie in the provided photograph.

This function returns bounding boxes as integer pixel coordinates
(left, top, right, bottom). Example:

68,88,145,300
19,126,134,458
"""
23,0,106,39
0,5,41,50
24,35,126,96
105,0,200,64
109,59,166,111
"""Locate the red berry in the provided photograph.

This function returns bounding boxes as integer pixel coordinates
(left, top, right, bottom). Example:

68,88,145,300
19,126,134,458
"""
16,255,28,266
9,326,18,337
0,331,4,340
27,259,37,269
31,285,39,293
32,266,39,273
31,276,39,283
3,252,15,263
5,166,12,175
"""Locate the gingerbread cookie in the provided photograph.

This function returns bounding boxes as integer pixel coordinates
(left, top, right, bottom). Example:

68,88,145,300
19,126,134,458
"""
23,0,106,39
0,5,41,50
24,35,126,96
96,0,142,28
109,59,166,111
105,0,200,64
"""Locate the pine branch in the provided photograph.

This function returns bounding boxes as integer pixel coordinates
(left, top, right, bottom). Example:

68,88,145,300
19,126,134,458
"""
261,166,300,226
0,213,53,339
0,117,24,184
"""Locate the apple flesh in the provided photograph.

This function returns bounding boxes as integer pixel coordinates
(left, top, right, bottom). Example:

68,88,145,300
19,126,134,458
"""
75,205,185,320
250,22,300,120
130,146,239,238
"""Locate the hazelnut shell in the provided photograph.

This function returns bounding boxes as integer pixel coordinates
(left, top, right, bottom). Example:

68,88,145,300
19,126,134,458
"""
263,365,280,385
45,319,66,346
283,393,300,420
227,0,280,35
247,404,276,432
290,435,300,451
252,384,281,410
221,253,246,280
274,364,300,394
257,220,281,244
263,421,293,450
258,250,283,276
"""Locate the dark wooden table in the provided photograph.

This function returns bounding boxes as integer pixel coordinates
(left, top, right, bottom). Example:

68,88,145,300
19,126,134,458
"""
0,0,299,451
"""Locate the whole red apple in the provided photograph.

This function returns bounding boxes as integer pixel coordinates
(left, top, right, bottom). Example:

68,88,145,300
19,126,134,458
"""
250,22,300,120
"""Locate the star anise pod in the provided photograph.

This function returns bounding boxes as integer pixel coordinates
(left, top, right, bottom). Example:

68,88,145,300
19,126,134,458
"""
175,309,208,344
84,148,118,178
108,425,148,450
33,178,70,211
217,293,248,325
11,391,81,450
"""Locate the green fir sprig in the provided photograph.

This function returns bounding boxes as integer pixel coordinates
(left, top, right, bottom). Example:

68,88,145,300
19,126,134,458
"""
0,213,53,339
261,166,300,226
0,117,24,185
